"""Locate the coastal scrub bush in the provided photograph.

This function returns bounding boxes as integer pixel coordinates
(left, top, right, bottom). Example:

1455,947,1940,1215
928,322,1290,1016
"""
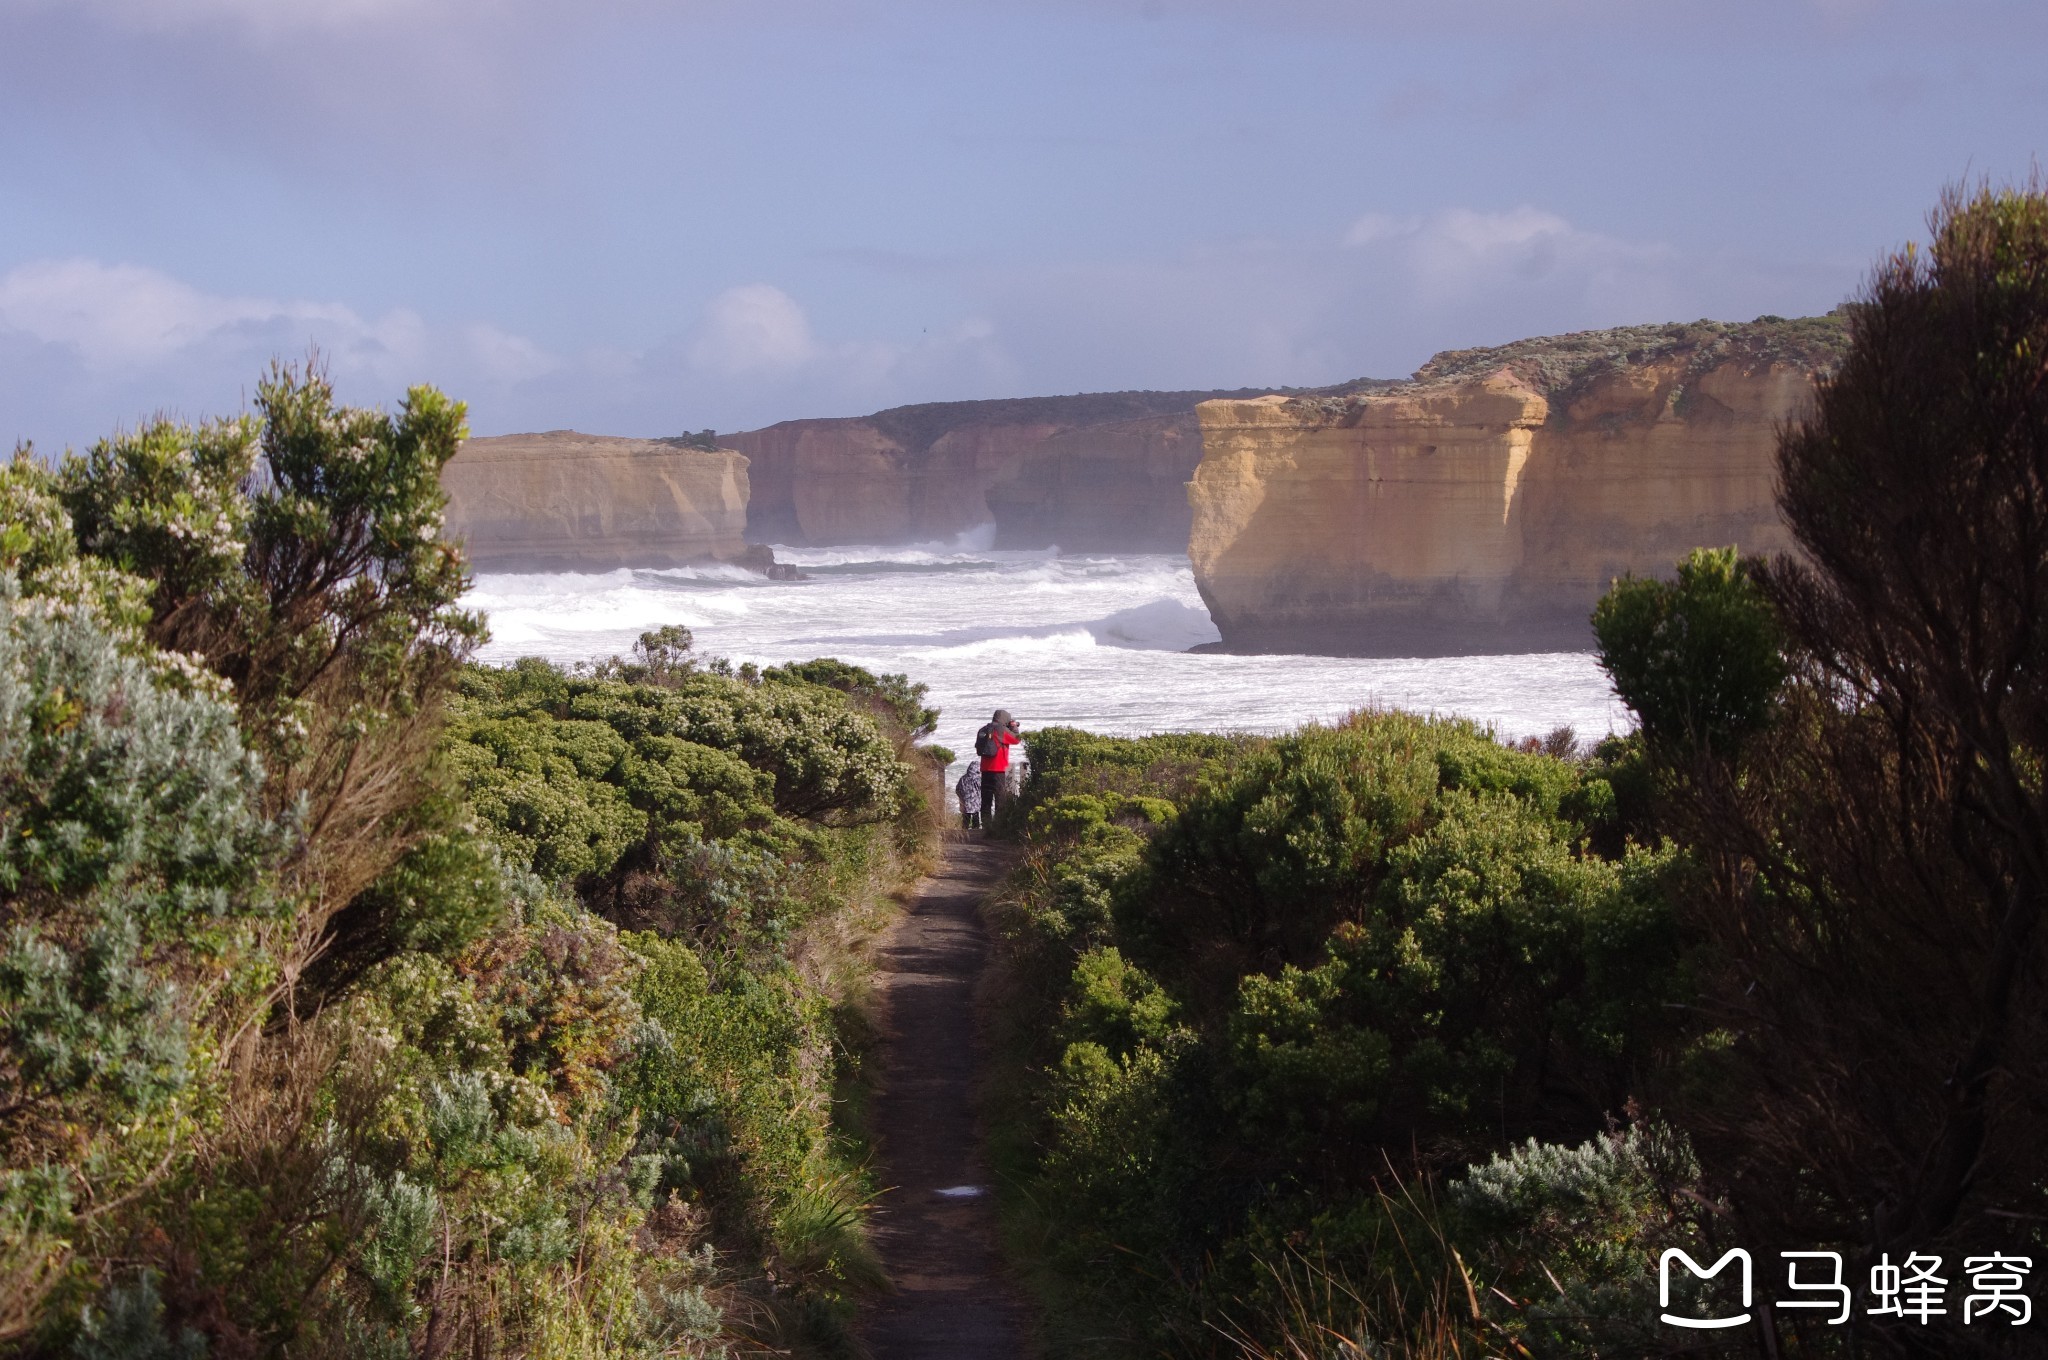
442,653,931,1345
1,367,937,1358
1026,792,1175,840
984,715,1690,1356
1592,546,1785,755
0,578,282,1334
1213,1124,1716,1360
619,929,873,1292
55,365,486,974
1018,726,1248,807
448,658,914,946
0,454,151,634
1124,714,1588,1002
764,658,938,745
1442,1121,1708,1354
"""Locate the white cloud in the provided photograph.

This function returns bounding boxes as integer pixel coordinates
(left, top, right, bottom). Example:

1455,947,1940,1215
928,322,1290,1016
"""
1342,205,1676,305
0,257,562,446
668,287,1017,420
0,221,1853,459
1341,212,1418,249
688,284,819,376
0,257,1021,450
0,259,353,366
463,322,562,384
0,257,463,393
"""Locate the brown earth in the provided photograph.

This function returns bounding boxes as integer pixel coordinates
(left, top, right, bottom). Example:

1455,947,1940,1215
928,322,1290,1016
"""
858,833,1034,1360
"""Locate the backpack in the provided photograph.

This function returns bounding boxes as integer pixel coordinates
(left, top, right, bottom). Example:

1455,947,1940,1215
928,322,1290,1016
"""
974,724,1001,759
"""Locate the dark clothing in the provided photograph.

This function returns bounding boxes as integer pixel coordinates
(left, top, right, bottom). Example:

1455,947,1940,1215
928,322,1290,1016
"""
979,766,1004,828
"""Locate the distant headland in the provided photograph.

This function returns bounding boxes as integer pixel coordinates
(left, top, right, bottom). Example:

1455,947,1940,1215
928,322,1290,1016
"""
441,311,1847,655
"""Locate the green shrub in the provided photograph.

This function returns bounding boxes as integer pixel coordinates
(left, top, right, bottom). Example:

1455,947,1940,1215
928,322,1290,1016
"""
986,710,1691,1356
1020,726,1249,808
1026,791,1176,840
0,454,151,633
1443,1123,1709,1356
457,662,908,835
764,658,938,743
1592,546,1785,755
2,369,937,1358
0,577,283,1328
1124,713,1597,1002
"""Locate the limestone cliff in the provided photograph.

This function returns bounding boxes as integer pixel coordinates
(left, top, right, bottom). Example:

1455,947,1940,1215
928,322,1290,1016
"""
1187,315,1847,656
442,431,751,572
715,390,1261,549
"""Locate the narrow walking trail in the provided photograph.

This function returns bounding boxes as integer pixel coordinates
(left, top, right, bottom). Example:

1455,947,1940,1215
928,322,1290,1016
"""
858,832,1033,1360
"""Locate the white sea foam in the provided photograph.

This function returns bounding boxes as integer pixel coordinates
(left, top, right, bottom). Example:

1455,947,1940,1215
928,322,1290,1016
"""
465,549,1633,777
775,521,1008,568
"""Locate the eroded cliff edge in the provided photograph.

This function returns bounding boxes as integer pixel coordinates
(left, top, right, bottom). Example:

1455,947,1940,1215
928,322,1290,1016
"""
1187,315,1847,656
716,389,1271,549
443,431,751,572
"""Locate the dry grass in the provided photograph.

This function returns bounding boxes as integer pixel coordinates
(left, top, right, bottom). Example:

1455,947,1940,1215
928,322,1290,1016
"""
1213,1170,1530,1360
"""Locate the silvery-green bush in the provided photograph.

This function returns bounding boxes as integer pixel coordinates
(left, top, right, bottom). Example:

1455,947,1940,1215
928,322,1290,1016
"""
0,573,282,1325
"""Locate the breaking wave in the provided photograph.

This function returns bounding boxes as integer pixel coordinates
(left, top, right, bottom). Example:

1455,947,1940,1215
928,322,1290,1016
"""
465,546,1629,776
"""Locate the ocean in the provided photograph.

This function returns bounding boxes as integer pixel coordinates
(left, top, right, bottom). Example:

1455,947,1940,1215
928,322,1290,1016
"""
465,532,1634,776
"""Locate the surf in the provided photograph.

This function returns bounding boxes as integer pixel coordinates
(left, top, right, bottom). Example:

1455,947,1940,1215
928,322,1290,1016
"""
464,547,1632,774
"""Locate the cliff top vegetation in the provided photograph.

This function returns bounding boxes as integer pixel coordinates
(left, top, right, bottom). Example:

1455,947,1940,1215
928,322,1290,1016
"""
1418,308,1849,390
1285,310,1851,422
664,314,1849,456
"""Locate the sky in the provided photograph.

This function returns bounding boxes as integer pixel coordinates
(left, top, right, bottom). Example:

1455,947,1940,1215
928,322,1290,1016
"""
1,0,2044,450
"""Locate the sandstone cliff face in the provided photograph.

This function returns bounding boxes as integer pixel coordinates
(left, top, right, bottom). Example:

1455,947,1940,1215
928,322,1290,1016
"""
442,431,750,572
1187,316,1846,656
718,390,1256,549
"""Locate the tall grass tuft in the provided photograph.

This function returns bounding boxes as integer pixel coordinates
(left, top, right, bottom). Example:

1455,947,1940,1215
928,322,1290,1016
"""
1213,1169,1514,1360
774,1166,889,1295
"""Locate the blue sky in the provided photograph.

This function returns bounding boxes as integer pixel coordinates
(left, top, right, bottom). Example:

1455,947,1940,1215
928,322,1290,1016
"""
1,0,2043,450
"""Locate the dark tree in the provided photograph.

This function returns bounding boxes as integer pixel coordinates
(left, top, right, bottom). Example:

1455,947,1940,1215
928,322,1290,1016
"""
1598,183,2048,1357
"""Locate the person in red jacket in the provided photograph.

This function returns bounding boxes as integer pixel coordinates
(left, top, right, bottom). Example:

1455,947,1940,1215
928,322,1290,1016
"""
975,708,1021,832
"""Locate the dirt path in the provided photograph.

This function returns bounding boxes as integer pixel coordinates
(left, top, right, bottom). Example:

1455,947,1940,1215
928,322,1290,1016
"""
858,832,1033,1360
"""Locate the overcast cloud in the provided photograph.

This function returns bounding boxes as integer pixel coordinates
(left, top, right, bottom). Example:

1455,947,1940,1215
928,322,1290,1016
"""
2,0,2043,448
